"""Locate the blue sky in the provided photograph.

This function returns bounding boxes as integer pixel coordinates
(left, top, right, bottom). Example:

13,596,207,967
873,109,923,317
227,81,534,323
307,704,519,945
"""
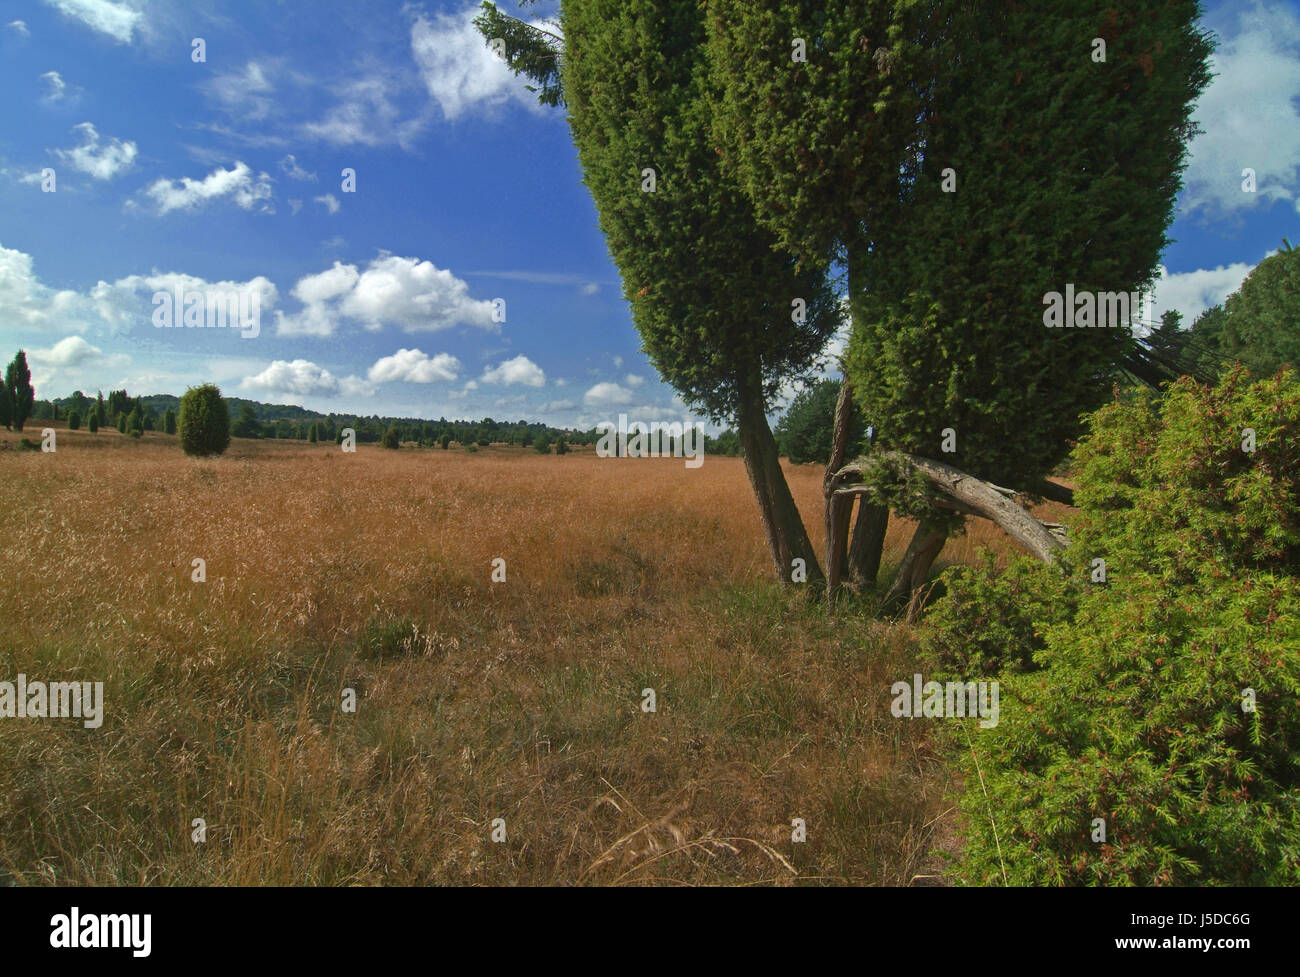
1,0,1298,428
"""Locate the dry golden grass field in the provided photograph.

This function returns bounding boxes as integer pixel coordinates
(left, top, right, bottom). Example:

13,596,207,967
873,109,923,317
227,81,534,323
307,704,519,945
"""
0,425,1061,885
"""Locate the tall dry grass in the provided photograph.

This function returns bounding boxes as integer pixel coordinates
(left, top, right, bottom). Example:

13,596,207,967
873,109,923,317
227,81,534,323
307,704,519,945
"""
0,428,1044,884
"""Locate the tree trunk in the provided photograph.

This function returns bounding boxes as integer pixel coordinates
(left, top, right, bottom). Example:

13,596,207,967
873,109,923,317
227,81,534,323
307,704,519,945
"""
1033,479,1075,507
883,516,947,619
737,393,825,588
848,501,888,586
823,379,857,602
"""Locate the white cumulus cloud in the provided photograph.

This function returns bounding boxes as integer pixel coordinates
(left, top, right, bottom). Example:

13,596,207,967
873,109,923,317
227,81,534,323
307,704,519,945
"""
30,335,109,367
481,354,545,387
1183,3,1300,217
1145,259,1260,326
583,381,636,408
276,255,499,337
242,359,371,398
368,348,462,383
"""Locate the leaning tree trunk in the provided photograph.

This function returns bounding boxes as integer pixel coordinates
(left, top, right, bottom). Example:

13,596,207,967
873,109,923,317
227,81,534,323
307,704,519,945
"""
827,450,1071,618
883,516,948,622
737,390,825,588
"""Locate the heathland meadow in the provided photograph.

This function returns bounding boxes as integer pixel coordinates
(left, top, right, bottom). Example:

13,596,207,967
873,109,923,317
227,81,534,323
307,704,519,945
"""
0,423,1068,884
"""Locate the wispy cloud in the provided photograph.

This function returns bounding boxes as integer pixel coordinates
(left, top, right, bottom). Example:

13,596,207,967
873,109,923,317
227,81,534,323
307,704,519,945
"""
54,122,136,180
410,7,549,121
278,154,317,182
42,0,142,44
137,161,274,215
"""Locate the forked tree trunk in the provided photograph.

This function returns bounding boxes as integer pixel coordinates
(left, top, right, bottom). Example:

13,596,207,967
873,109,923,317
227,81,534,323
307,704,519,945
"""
737,392,825,588
823,376,888,600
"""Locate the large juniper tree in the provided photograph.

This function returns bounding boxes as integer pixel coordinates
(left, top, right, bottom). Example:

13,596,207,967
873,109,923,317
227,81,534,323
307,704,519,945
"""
479,0,844,586
710,0,1212,609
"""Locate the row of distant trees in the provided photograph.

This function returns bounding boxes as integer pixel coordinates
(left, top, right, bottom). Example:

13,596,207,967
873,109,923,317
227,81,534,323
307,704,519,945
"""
32,374,747,457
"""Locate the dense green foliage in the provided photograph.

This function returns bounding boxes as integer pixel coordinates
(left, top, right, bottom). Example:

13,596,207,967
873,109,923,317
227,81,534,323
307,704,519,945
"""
381,425,400,450
937,370,1300,885
1189,243,1300,380
177,384,231,458
533,432,550,454
920,552,1074,679
706,1,933,274
844,1,1212,495
562,0,841,422
67,409,81,431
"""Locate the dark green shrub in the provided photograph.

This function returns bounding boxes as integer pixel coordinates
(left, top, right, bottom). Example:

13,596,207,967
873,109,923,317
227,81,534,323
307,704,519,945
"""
88,413,99,434
116,412,127,434
67,409,81,431
164,408,177,435
951,369,1300,885
439,434,451,449
381,426,400,450
919,552,1073,678
177,384,231,457
555,437,569,455
533,433,550,454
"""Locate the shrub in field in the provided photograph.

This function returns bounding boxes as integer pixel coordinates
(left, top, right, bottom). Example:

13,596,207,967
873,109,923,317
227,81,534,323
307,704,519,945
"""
116,411,127,434
177,384,231,457
381,426,400,450
948,369,1300,885
67,409,81,431
533,433,550,454
87,412,98,434
555,436,569,455
439,434,451,449
164,408,177,435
